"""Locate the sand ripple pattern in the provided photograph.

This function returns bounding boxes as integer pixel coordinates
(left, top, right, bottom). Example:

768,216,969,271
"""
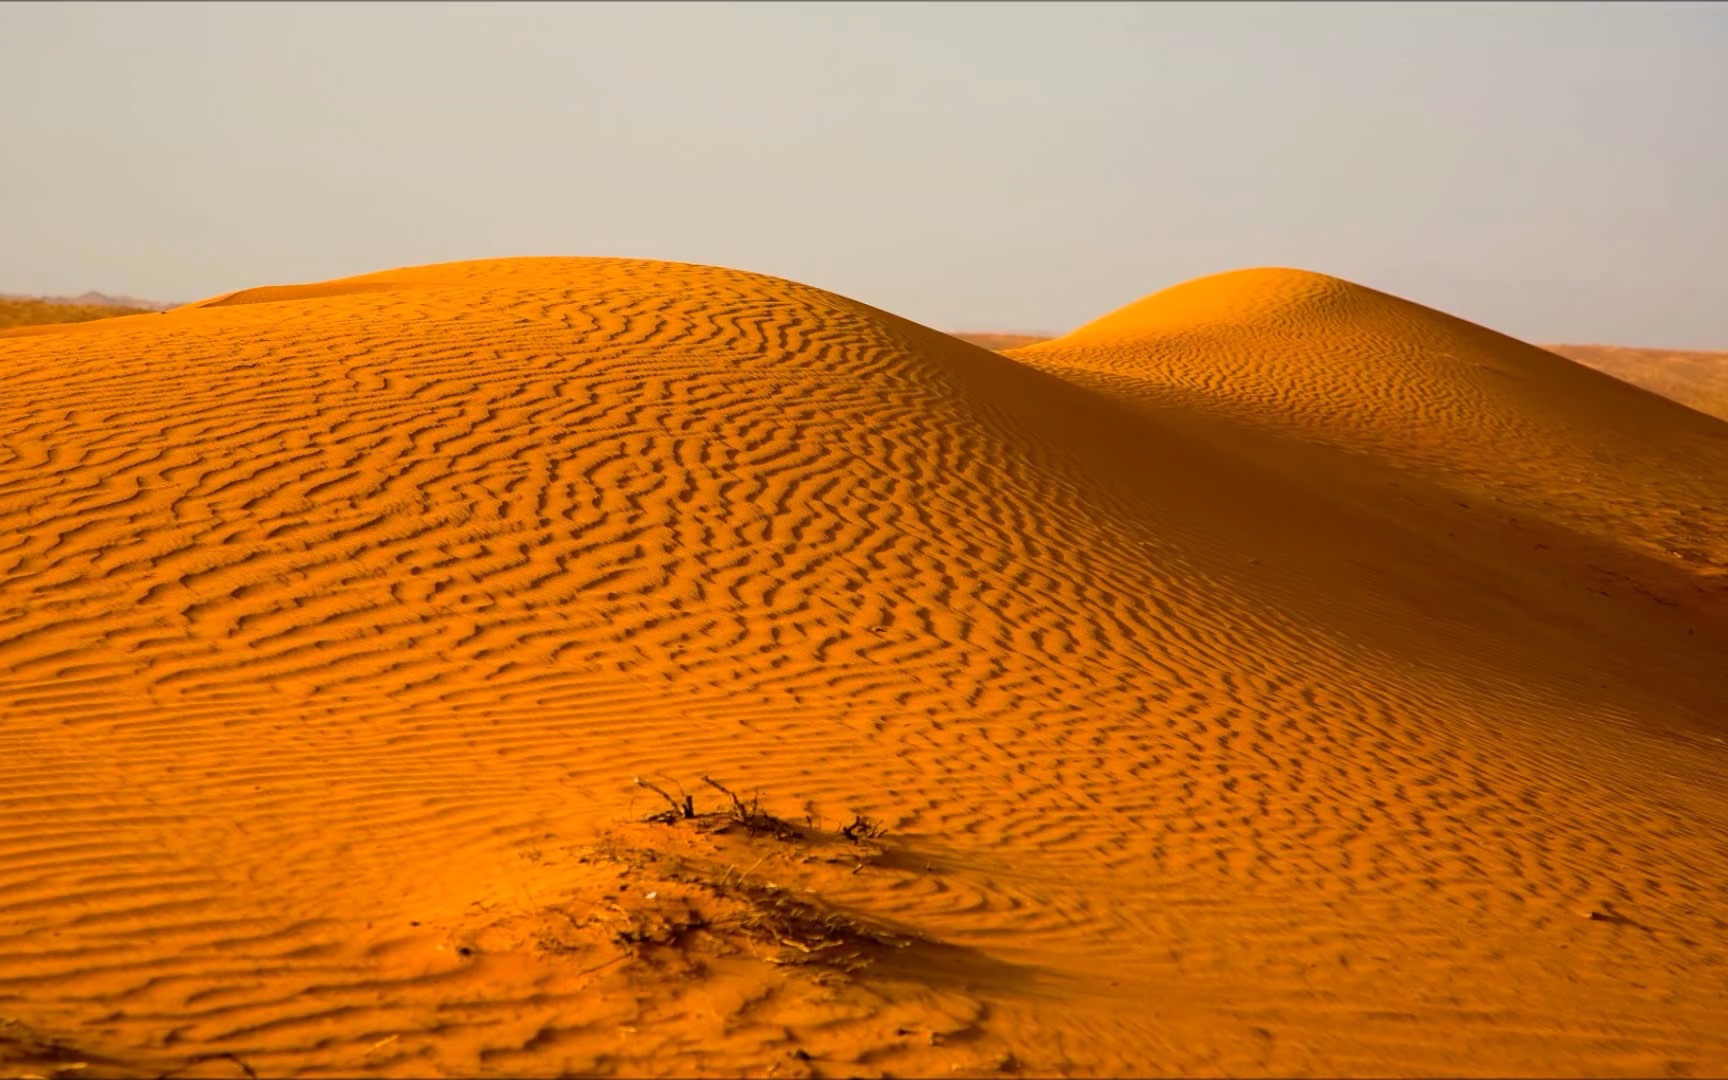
2,258,1727,1077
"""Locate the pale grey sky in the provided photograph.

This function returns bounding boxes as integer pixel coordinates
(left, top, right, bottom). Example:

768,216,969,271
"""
2,1,1724,346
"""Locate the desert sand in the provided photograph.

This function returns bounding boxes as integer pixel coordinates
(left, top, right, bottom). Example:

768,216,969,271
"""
0,297,155,332
955,335,1728,427
1543,345,1728,424
2,258,1727,1079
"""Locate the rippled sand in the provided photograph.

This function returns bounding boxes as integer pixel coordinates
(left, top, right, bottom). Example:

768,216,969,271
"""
3,259,1726,1078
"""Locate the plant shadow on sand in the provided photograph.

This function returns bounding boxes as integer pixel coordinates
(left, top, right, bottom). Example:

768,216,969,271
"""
576,774,1051,997
428,776,1063,1074
6,779,1052,1080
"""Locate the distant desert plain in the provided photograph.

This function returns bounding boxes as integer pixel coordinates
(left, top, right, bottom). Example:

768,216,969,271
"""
2,260,1727,1078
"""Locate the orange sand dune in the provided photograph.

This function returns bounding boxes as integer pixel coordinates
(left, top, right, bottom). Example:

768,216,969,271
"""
1546,344,1728,423
3,258,1727,1079
957,328,1728,432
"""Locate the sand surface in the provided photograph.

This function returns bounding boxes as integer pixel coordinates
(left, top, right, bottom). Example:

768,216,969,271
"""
0,298,154,332
1544,345,1728,423
955,335,1728,427
3,259,1727,1078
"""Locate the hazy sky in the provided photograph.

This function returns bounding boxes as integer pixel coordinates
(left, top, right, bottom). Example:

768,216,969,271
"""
3,1,1724,346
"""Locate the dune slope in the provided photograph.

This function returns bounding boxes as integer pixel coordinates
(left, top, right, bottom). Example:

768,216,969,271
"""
1545,343,1728,423
957,329,1728,426
1012,268,1728,559
2,258,1727,1078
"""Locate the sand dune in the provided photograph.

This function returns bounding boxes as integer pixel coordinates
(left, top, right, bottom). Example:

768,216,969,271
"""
1545,344,1728,423
2,257,1726,1078
947,332,1053,352
957,331,1728,427
0,296,154,332
2,291,175,312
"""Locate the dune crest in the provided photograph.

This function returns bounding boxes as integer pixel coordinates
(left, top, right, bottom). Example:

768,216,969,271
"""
180,280,413,308
1014,267,1728,580
1054,266,1376,341
2,257,1726,1077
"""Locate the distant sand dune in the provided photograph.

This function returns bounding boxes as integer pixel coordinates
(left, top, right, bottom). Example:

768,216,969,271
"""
1546,343,1728,422
956,330,1728,425
0,295,153,332
1010,268,1728,581
947,331,1053,352
183,280,422,309
2,258,1726,1077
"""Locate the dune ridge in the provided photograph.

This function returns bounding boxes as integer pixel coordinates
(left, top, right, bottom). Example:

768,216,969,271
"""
2,257,1726,1078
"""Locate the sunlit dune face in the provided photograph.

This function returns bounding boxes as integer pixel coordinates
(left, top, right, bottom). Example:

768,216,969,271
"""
2,257,1726,1078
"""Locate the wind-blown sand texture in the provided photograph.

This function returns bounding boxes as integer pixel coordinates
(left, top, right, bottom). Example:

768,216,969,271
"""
3,259,1727,1079
956,335,1728,426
